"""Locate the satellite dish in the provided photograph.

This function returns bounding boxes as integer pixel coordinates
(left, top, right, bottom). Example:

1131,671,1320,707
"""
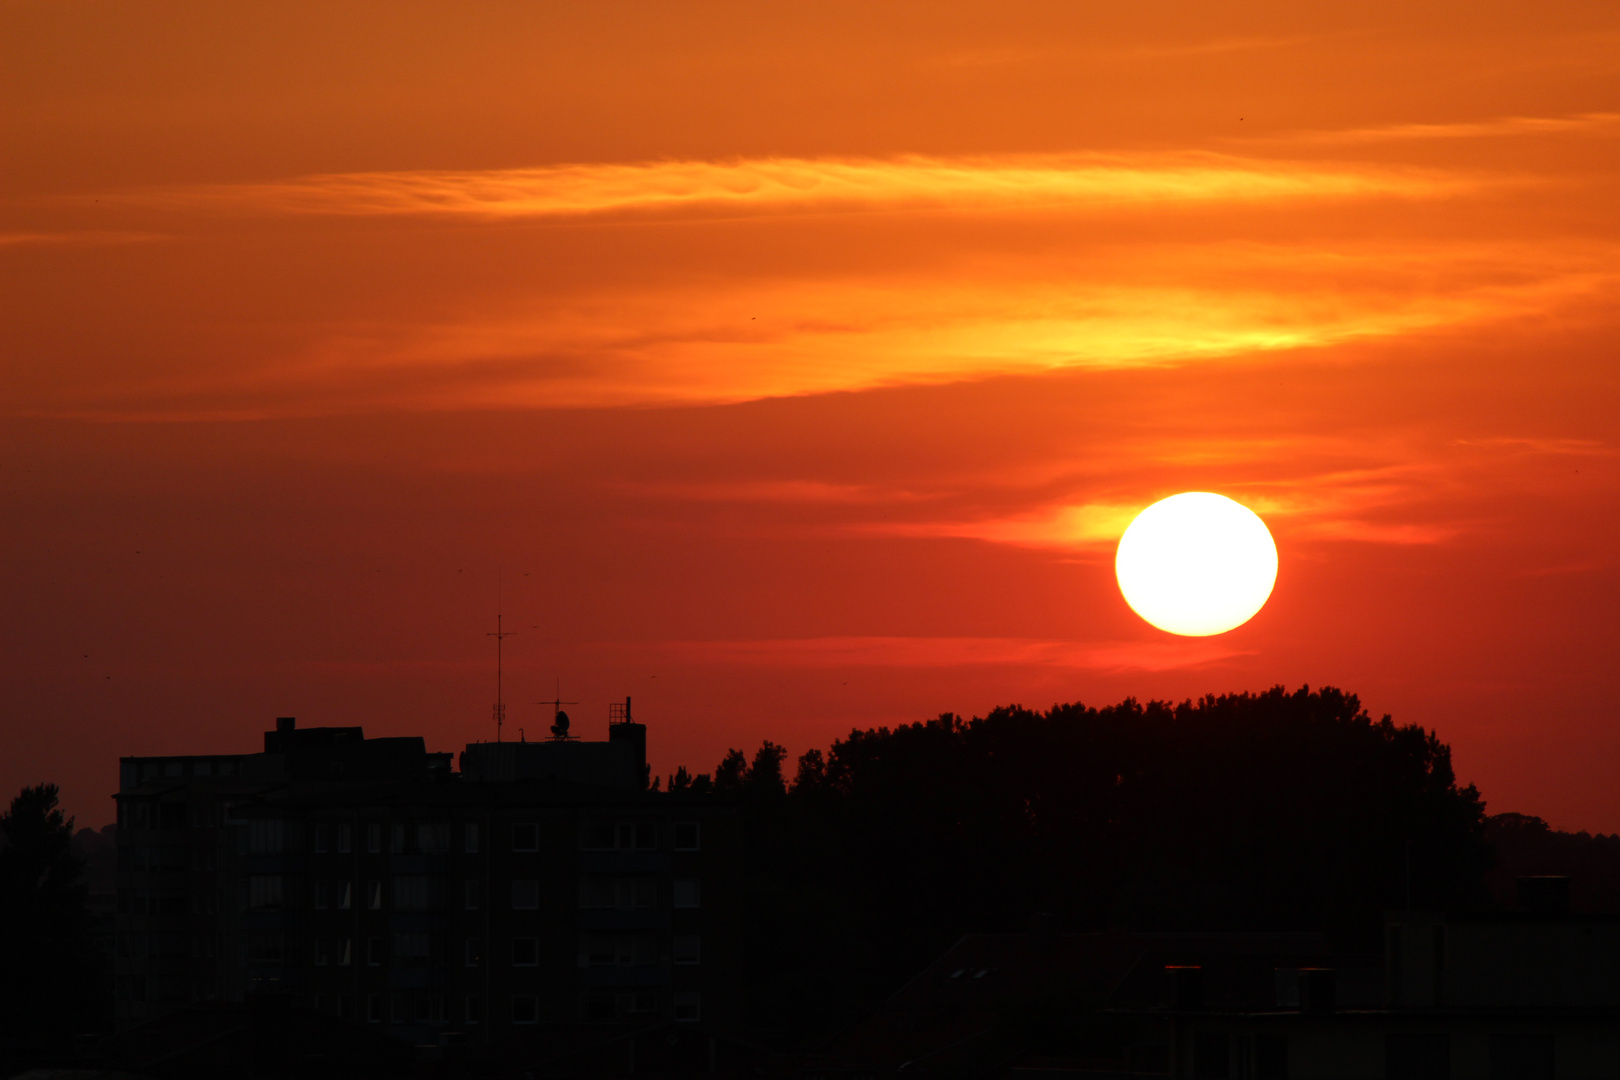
551,710,571,740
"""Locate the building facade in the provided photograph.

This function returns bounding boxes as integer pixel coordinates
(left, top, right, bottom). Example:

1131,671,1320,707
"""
114,706,727,1046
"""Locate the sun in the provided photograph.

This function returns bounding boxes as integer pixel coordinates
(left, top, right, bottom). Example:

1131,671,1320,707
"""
1114,492,1278,636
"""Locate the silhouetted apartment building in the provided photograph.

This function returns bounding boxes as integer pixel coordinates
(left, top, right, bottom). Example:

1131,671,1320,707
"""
113,703,724,1046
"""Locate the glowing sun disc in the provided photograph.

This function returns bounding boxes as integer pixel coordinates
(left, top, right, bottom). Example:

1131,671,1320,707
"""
1115,492,1278,636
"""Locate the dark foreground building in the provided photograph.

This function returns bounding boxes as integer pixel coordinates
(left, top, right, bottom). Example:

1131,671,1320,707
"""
113,703,728,1049
807,879,1620,1079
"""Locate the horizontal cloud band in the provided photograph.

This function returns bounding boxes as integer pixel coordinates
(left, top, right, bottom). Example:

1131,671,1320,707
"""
139,153,1467,221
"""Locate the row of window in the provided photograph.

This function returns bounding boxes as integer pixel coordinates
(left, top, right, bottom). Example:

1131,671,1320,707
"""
124,845,215,871
250,874,700,912
130,758,240,783
122,802,702,855
299,932,701,968
251,819,701,855
117,933,217,959
120,801,221,830
119,890,215,916
310,991,701,1026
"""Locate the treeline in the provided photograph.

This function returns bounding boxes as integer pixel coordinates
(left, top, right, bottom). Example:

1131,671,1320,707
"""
670,685,1494,1032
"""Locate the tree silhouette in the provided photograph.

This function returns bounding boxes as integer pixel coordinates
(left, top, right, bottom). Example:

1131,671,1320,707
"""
0,783,103,1058
697,686,1491,1034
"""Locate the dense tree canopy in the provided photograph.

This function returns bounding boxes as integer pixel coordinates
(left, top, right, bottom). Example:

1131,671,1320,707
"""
0,783,102,1057
681,686,1492,1031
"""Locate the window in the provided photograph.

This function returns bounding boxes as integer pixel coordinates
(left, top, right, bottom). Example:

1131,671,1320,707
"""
366,824,381,854
367,880,383,910
464,880,480,910
464,938,482,967
246,935,284,963
585,933,657,967
673,822,700,851
393,875,434,910
367,937,384,966
337,823,352,853
419,822,450,854
313,824,330,853
394,933,431,967
673,935,700,965
581,876,657,910
673,879,700,909
464,996,481,1025
313,881,330,910
511,879,540,910
366,995,383,1023
248,820,285,854
513,938,539,966
512,823,538,852
673,993,700,1023
512,996,539,1025
338,881,353,910
391,994,406,1025
339,938,352,967
391,823,406,854
584,821,659,850
314,939,329,966
248,875,284,911
464,822,480,854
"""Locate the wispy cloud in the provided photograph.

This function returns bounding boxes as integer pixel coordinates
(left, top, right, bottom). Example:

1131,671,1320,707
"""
651,636,1248,672
131,153,1468,222
1281,112,1620,146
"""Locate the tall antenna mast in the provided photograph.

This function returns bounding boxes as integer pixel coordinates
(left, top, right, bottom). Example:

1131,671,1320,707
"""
487,573,516,742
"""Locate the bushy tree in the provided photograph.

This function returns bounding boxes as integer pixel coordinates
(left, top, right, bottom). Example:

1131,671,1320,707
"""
0,783,102,1057
697,686,1491,1033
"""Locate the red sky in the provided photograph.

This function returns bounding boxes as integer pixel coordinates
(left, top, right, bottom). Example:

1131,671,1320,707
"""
4,1,1619,831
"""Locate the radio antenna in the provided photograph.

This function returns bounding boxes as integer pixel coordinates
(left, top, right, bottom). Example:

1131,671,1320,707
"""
487,572,517,742
537,678,579,741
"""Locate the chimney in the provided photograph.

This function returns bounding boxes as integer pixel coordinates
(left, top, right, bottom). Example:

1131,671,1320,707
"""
1517,876,1571,916
276,717,296,732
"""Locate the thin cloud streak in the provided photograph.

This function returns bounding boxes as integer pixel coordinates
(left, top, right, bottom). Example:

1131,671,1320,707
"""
1285,111,1620,146
649,636,1249,672
130,153,1469,222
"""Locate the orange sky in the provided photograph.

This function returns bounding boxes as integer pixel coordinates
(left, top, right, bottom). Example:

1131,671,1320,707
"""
4,1,1619,830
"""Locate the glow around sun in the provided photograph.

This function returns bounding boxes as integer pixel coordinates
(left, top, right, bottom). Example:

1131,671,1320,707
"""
1114,492,1278,636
